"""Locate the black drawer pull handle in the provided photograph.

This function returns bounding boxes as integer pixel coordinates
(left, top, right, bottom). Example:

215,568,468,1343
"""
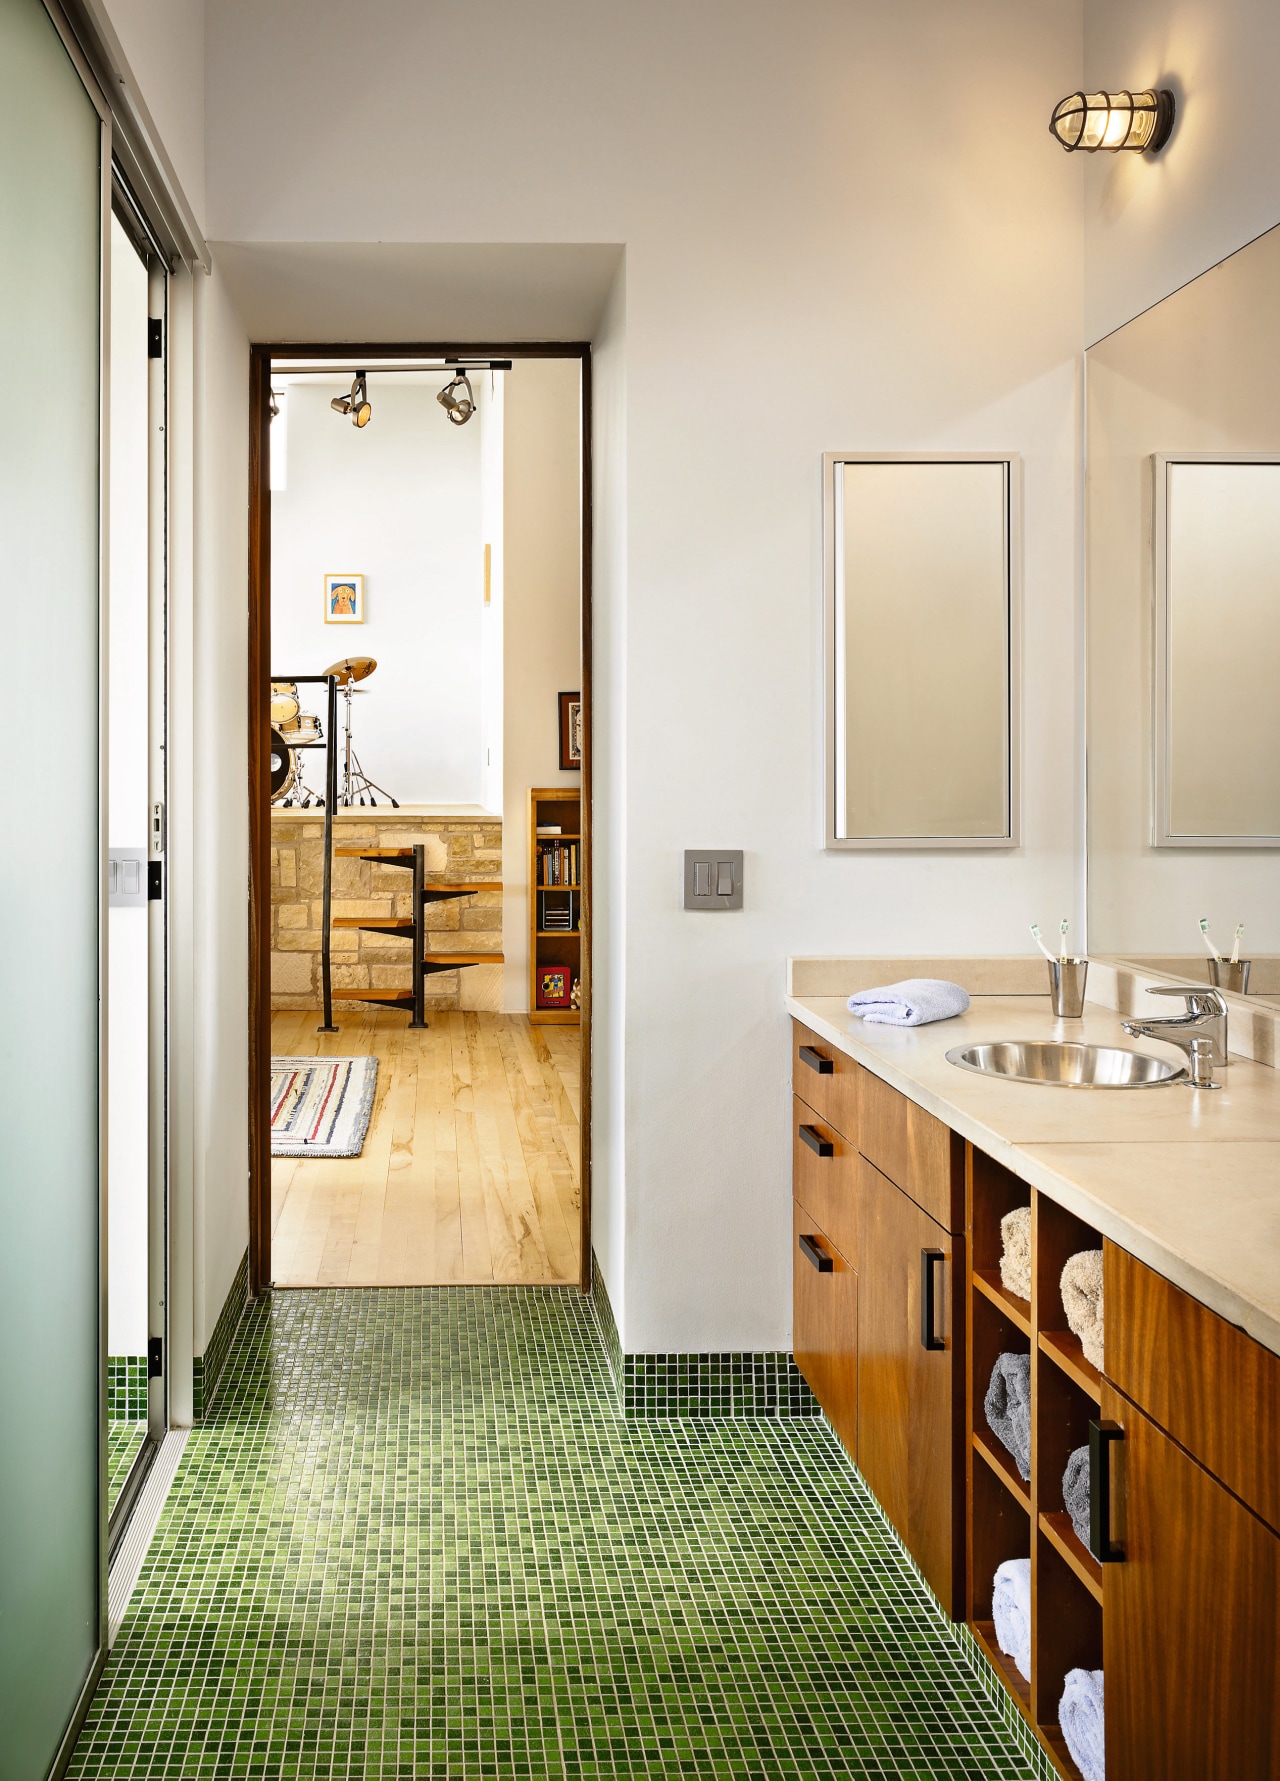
920,1248,945,1350
798,1234,833,1272
1089,1419,1125,1563
798,1124,834,1158
798,1045,834,1075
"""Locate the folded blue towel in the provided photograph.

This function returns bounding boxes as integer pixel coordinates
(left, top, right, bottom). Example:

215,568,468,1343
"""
992,1557,1031,1682
1060,1668,1104,1781
847,978,970,1027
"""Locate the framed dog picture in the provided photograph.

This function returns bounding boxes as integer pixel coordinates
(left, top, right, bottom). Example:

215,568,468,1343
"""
325,574,364,623
558,690,582,770
535,964,572,1009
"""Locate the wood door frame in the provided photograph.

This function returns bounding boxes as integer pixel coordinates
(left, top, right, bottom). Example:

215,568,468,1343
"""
248,339,594,1295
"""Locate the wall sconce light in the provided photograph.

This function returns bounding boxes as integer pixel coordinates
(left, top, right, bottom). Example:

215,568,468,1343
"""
1049,88,1175,154
331,371,372,427
437,370,476,426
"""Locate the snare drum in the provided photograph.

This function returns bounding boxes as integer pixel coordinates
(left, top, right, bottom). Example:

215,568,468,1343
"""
270,679,300,724
279,712,322,745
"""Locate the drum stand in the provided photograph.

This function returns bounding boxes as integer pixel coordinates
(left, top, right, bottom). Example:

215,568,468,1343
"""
339,679,399,807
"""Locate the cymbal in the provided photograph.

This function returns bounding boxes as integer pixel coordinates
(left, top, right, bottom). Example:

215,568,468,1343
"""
323,656,377,686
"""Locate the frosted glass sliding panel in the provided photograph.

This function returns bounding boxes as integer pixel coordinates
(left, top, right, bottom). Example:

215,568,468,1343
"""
1159,459,1280,843
0,0,104,1770
828,458,1015,847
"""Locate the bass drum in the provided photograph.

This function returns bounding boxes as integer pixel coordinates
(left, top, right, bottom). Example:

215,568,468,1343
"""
270,679,300,724
269,725,297,804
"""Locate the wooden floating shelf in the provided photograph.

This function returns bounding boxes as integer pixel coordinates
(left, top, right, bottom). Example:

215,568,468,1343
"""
1038,1328,1102,1402
972,1427,1032,1513
332,916,414,932
972,1266,1032,1336
1038,1510,1103,1603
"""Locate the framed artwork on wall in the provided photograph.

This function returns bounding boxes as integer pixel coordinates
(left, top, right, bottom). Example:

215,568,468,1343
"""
535,964,572,1009
558,690,582,770
325,573,364,623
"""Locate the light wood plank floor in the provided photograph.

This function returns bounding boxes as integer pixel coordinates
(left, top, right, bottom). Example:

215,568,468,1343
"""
271,1009,581,1287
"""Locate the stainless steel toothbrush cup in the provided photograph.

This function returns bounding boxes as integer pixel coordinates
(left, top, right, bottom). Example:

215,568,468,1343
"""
1047,958,1088,1019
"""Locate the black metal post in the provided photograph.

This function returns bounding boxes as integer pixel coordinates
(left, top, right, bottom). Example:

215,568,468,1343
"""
317,674,338,1032
409,843,427,1028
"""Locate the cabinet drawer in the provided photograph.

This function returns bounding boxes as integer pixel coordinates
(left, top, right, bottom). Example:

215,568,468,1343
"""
793,1200,858,1460
792,1020,860,1139
792,1095,859,1270
1102,1383,1280,1779
1105,1243,1280,1534
857,1066,962,1232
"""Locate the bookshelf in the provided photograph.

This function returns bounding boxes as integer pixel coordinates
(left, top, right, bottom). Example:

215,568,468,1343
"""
529,787,581,1025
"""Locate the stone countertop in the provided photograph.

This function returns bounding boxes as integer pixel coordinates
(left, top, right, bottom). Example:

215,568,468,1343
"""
786,987,1280,1358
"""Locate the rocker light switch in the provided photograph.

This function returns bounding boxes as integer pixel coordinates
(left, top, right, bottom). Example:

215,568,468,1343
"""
683,850,743,911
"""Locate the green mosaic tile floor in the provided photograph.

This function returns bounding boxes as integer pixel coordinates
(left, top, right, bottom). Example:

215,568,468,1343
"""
73,1289,1049,1779
107,1420,147,1518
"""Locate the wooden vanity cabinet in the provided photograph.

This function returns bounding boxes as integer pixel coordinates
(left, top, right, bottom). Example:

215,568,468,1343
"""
1100,1380,1280,1781
791,1020,965,1618
792,1200,859,1459
857,1155,964,1614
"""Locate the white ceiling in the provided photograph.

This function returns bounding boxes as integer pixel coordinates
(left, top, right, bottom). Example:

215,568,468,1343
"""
209,241,623,343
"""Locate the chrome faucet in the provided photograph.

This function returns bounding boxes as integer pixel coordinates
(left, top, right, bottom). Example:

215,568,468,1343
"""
1122,985,1229,1074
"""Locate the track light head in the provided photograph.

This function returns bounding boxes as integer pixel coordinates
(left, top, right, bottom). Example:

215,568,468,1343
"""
331,372,372,427
437,370,476,426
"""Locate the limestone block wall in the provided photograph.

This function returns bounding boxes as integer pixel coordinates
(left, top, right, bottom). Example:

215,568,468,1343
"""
270,810,502,1012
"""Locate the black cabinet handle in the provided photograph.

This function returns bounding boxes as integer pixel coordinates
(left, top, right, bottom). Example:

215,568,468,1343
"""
798,1124,834,1158
798,1233,833,1272
798,1044,833,1075
920,1248,945,1350
1089,1419,1125,1562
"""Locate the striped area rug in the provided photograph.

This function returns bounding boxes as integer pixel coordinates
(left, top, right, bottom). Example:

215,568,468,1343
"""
270,1056,379,1158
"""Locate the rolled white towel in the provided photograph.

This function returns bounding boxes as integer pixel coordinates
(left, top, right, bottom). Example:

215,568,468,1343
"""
1060,1667,1104,1781
1061,1249,1104,1370
991,1557,1031,1682
999,1205,1032,1300
847,978,970,1027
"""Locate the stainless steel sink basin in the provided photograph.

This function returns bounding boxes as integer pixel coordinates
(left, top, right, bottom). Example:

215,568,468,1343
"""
945,1040,1185,1088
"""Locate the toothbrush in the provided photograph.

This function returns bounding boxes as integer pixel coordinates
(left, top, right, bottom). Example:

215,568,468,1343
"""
1030,924,1057,964
1199,918,1222,962
1231,923,1244,965
1059,918,1069,964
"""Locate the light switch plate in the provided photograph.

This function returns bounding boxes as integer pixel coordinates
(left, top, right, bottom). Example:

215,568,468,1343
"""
683,849,743,911
109,848,148,908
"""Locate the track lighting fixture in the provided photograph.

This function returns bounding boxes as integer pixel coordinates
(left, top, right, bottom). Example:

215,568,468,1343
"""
269,388,280,420
437,370,476,426
1050,88,1175,154
331,371,372,427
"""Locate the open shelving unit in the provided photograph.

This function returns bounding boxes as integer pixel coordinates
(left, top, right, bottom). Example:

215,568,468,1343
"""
966,1147,1103,1781
528,788,580,1025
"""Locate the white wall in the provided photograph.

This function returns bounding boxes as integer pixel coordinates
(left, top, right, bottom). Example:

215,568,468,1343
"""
201,0,1086,1353
502,359,582,1011
478,373,504,818
86,0,206,232
107,214,150,1358
1084,0,1280,342
191,264,251,1360
271,380,486,807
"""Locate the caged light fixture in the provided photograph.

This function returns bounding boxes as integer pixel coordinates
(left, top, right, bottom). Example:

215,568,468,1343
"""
1049,88,1175,154
331,371,372,427
437,370,476,426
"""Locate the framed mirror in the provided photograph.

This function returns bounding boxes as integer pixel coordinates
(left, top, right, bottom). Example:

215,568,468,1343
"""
823,453,1021,850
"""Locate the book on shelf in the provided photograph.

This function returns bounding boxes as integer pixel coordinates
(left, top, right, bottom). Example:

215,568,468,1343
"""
535,824,562,835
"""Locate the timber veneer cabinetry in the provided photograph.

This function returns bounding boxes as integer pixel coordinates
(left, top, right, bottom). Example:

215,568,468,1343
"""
791,1020,965,1615
791,1014,1280,1779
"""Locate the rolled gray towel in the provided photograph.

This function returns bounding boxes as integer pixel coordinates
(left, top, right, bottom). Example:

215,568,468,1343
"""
984,1352,1032,1481
1063,1443,1090,1547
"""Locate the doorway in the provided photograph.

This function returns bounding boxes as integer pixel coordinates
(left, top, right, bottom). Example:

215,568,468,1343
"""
248,344,592,1294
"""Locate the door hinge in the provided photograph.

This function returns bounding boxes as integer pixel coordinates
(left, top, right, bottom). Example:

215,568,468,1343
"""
148,860,163,900
147,1336,163,1378
148,317,163,359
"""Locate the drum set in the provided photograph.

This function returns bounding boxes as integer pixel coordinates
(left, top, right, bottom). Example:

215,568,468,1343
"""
269,656,399,808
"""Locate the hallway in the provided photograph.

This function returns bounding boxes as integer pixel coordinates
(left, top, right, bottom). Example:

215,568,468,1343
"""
71,1289,1046,1780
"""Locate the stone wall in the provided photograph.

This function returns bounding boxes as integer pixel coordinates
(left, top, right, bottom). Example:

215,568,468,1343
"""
271,810,503,1012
